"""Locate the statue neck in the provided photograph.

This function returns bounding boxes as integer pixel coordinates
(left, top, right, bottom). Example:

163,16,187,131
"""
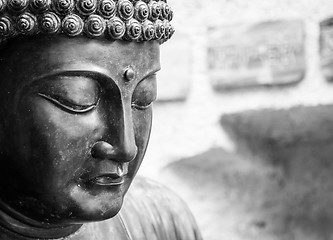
0,200,82,239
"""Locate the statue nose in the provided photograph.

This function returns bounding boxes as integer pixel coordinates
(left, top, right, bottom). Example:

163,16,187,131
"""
91,141,138,162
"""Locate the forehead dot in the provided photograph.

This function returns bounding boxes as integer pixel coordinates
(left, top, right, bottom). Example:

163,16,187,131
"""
123,67,135,81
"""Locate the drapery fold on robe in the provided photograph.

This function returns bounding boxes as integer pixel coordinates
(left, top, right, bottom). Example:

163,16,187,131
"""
119,176,202,240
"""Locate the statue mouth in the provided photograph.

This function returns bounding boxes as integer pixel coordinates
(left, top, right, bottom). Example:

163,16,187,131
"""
83,162,129,187
90,174,125,186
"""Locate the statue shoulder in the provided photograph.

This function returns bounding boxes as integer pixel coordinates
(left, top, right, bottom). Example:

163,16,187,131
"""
119,176,202,240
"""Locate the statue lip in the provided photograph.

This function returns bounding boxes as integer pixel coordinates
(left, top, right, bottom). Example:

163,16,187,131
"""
89,174,125,186
83,162,129,186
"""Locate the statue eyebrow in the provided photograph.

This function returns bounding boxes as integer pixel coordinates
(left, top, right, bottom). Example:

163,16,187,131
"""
33,66,161,84
33,70,113,83
142,68,161,80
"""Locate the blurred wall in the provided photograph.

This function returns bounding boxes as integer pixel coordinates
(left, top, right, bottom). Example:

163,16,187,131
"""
141,0,333,173
136,1,333,240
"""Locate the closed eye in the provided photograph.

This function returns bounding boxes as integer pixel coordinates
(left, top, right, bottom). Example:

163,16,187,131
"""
131,102,153,110
38,93,97,114
131,73,157,111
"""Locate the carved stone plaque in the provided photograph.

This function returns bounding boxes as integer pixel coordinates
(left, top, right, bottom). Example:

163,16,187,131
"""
208,20,306,90
320,17,333,81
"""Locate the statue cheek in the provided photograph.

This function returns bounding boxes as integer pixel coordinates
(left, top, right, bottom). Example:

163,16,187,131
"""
30,97,104,139
133,107,153,145
12,97,105,186
128,108,152,175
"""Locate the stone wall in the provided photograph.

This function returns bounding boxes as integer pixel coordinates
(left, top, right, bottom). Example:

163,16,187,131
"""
137,1,333,240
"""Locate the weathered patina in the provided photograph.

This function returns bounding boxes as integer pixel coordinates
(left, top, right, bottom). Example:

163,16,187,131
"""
0,0,201,239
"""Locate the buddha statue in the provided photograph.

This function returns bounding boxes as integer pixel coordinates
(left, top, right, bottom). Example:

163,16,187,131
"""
0,0,202,239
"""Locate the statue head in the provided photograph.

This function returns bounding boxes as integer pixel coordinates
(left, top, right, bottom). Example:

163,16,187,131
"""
0,0,174,238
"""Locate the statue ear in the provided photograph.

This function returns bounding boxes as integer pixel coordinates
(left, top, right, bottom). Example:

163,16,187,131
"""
0,122,5,155
0,119,9,156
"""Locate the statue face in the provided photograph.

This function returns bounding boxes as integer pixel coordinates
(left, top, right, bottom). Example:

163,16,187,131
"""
0,36,160,225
